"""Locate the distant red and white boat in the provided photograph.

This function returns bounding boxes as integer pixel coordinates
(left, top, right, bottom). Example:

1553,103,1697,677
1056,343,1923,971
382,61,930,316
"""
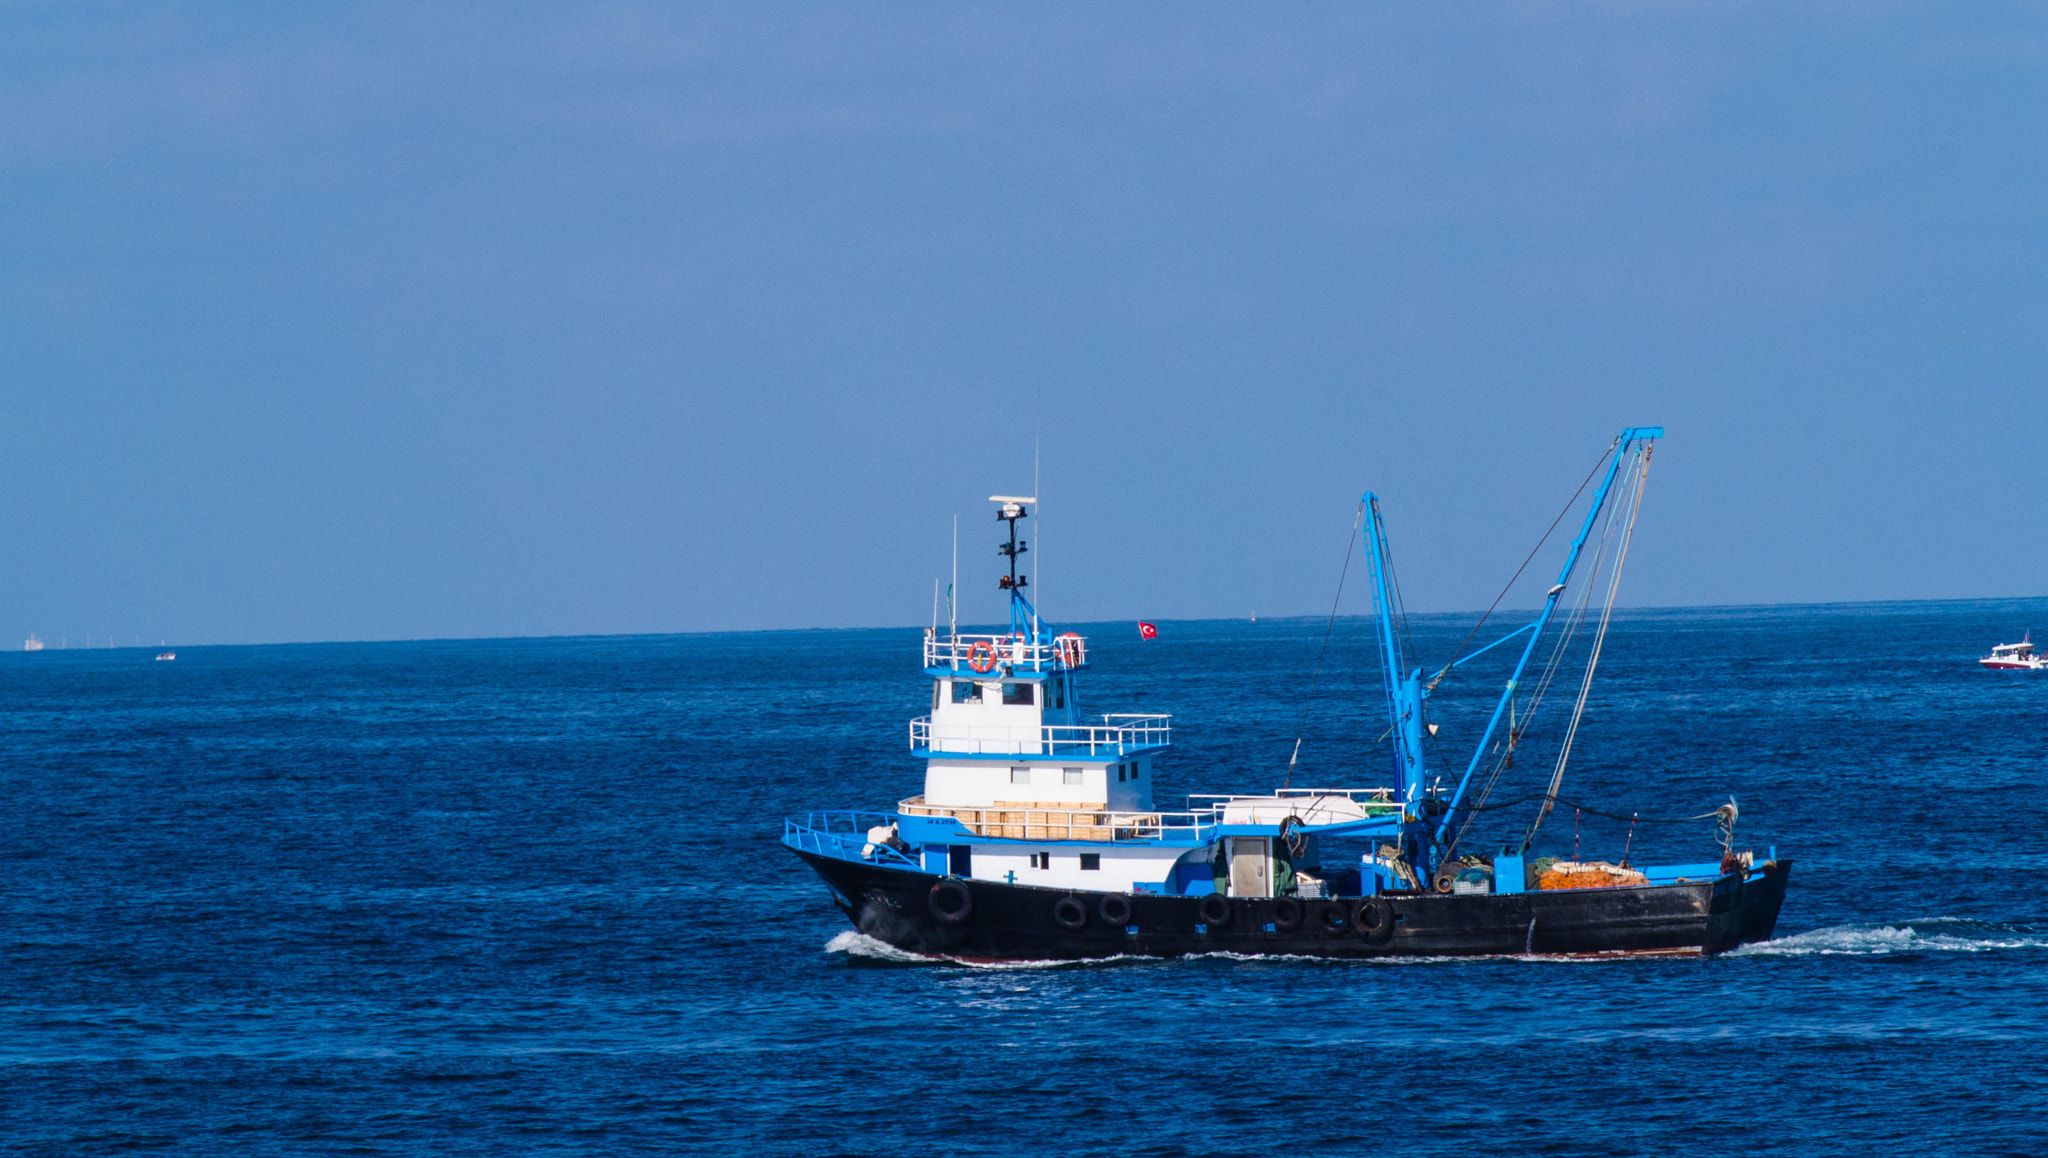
1980,635,2048,670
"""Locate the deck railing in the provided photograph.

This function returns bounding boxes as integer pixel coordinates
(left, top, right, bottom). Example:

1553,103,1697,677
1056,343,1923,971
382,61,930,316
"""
910,712,1171,756
922,631,1085,673
782,811,923,870
897,798,1213,843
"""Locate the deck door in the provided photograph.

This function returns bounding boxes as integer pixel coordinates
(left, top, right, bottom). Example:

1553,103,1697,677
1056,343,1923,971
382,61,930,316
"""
1228,837,1272,898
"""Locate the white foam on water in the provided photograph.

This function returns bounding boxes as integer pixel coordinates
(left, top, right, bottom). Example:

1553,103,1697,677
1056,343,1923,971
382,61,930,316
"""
823,930,932,963
1731,919,2048,957
822,930,1149,970
828,920,2048,968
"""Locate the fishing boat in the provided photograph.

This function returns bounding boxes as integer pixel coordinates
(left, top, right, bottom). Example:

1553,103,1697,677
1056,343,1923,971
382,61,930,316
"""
1979,635,2047,670
784,428,1789,960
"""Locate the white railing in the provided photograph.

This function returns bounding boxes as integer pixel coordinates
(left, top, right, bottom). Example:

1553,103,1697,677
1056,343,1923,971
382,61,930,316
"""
910,713,1172,755
922,631,1086,672
898,797,1212,843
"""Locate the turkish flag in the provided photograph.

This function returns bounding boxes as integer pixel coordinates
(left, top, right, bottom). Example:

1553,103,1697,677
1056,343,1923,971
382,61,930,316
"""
1138,622,1158,639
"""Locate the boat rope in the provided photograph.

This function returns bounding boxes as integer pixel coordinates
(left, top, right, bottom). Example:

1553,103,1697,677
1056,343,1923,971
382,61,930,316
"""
1463,790,1724,825
1282,501,1365,788
1522,445,1653,851
1427,444,1616,694
1438,508,1611,860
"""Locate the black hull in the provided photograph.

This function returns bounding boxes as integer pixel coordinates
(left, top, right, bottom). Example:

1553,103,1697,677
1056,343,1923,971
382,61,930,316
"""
794,849,1791,961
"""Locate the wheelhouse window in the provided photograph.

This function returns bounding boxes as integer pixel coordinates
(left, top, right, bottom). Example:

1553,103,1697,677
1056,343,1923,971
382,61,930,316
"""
1130,760,1141,780
1063,767,1083,785
1010,766,1031,785
951,681,980,704
1002,682,1036,706
1117,763,1126,782
1080,853,1101,871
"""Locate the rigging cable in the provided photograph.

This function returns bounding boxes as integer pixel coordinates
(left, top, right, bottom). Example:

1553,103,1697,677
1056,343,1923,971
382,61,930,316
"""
1463,789,1723,824
1282,501,1365,789
1521,444,1654,851
1426,443,1615,694
1440,502,1615,861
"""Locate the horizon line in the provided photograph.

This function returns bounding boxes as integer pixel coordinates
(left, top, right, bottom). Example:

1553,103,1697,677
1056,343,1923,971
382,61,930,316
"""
9,592,2047,652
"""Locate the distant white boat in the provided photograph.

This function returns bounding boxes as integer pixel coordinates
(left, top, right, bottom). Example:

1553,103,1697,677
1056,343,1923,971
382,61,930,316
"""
155,651,176,661
23,634,43,652
1980,635,2048,670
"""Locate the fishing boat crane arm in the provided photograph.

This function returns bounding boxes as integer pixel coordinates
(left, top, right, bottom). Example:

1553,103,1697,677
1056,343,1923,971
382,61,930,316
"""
1360,493,1435,875
1425,427,1661,872
1360,428,1663,882
1360,495,1423,795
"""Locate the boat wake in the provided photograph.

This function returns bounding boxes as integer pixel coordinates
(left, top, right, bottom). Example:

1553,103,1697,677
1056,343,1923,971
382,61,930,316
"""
1732,918,2048,957
823,933,1683,969
823,930,1151,969
825,930,933,964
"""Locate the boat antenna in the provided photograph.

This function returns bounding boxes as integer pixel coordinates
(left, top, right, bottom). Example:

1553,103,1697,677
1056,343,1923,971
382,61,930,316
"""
931,578,940,634
1034,429,1042,638
1283,499,1365,789
950,515,959,664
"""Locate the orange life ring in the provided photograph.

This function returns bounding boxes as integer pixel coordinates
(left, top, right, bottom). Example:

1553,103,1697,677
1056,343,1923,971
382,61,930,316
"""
967,640,997,673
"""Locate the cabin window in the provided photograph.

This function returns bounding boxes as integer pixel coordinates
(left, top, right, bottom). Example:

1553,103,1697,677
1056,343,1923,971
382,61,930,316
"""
1031,852,1050,869
932,682,941,711
1002,682,1036,706
951,681,979,704
1010,766,1031,785
1117,763,1126,782
1051,681,1065,709
1130,760,1141,780
1063,767,1083,785
1080,853,1101,871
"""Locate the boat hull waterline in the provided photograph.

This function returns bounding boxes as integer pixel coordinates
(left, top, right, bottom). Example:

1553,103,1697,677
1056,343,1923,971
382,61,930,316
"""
797,849,1791,961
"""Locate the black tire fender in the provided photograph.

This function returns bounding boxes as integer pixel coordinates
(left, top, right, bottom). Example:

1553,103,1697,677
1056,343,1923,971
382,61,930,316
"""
1098,893,1133,926
1318,901,1348,932
1353,896,1394,941
1271,897,1304,931
1198,892,1232,927
928,879,973,925
1053,895,1088,930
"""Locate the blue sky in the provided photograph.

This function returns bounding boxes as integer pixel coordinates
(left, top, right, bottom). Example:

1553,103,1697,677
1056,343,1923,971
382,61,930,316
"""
3,3,2045,644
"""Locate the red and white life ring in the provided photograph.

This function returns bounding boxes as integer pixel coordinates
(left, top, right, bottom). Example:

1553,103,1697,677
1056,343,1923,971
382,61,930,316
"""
967,640,998,673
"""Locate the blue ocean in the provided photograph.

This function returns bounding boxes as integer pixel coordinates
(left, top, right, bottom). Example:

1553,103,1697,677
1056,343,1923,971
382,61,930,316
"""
5,600,2047,1155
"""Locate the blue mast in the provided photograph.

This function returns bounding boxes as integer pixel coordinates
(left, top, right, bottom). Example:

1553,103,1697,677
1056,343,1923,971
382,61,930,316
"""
1360,427,1662,886
1360,494,1432,876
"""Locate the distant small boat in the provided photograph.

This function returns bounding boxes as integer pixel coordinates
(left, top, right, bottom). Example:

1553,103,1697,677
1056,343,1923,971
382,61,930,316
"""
1979,635,2046,670
23,634,43,652
155,651,175,661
